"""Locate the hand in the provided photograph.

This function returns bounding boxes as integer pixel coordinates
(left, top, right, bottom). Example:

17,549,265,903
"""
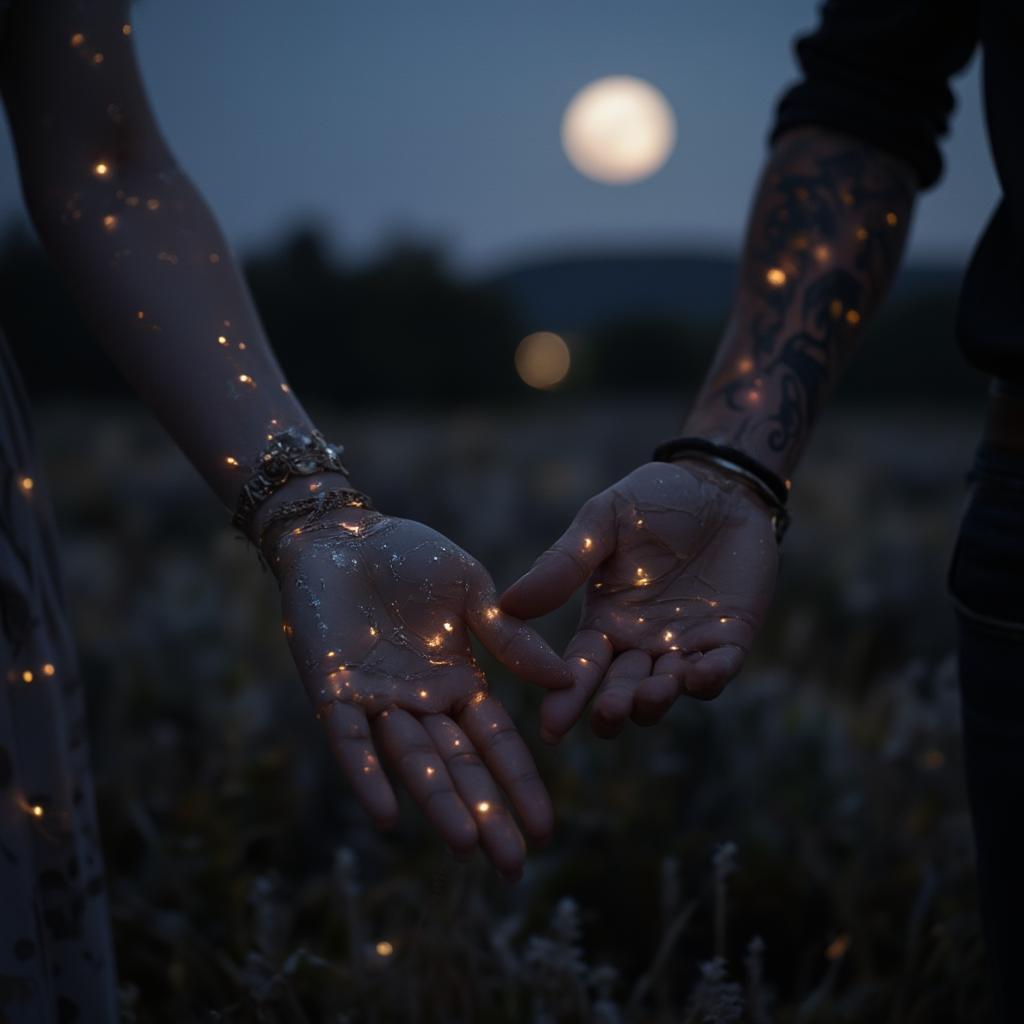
500,460,778,742
268,510,573,880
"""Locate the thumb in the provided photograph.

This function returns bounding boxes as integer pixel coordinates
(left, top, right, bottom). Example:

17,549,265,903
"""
500,495,615,619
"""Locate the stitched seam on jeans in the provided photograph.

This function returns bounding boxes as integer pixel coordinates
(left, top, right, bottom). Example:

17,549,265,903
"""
950,592,1024,634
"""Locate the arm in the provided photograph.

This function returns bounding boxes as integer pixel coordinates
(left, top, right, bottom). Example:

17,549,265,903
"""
501,128,918,739
0,0,570,876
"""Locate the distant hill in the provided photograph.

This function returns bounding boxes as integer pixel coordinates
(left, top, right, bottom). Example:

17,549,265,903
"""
486,248,965,333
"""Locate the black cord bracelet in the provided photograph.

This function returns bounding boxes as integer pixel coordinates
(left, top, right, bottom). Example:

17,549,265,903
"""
651,437,790,508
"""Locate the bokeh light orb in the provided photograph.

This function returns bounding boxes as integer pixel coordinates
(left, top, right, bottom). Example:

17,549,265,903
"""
515,332,571,390
561,75,676,184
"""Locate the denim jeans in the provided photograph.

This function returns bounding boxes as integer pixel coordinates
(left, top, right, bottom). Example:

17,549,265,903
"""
948,436,1024,1024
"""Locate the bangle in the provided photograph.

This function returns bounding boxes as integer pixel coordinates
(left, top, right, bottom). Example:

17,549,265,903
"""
651,436,791,543
232,426,351,540
257,487,378,555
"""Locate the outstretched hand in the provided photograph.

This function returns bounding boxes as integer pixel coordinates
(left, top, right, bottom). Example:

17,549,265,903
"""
267,510,572,880
500,460,778,742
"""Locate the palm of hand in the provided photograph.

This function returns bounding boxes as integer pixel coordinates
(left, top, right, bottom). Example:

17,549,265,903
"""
269,513,570,878
501,461,778,740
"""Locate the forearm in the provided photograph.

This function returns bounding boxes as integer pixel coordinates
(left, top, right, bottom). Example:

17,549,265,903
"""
0,0,348,530
683,127,918,479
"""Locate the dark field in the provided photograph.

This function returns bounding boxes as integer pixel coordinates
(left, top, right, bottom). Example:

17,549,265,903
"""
38,399,991,1023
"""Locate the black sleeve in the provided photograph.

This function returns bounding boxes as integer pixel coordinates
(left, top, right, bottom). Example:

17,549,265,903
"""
769,0,979,189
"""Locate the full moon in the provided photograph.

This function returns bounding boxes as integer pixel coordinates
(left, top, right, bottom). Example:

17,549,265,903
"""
561,75,676,185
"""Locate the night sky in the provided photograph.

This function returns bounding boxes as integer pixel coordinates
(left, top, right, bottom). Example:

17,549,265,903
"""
0,0,1001,274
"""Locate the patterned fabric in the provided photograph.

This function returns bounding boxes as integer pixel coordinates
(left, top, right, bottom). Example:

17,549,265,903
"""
0,329,119,1023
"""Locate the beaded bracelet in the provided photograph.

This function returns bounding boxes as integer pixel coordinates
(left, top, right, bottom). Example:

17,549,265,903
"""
232,426,351,540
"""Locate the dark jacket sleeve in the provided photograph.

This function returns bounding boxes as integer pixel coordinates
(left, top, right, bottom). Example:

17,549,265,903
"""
769,0,979,189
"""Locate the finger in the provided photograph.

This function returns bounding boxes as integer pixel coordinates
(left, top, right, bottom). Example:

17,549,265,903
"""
539,630,614,743
590,650,653,738
499,495,615,619
372,708,479,856
422,714,526,880
680,644,746,701
631,674,681,726
466,583,572,690
320,700,399,830
459,693,553,843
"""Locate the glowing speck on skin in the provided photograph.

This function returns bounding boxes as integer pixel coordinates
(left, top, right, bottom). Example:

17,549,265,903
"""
737,356,754,373
225,456,238,467
375,941,394,957
426,634,443,649
577,656,589,665
30,804,44,818
719,617,728,624
217,335,229,346
70,32,85,47
19,477,33,493
425,766,435,777
582,537,593,551
42,664,55,677
637,616,645,624
663,630,674,642
326,650,336,658
369,626,378,637
765,267,787,287
22,670,33,683
291,527,302,536
453,739,461,747
93,162,109,177
484,607,499,621
443,621,454,633
418,689,428,699
280,383,291,393
476,801,491,814
238,374,254,385
669,645,680,651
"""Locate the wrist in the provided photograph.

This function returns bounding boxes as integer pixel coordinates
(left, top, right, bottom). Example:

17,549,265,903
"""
249,470,355,542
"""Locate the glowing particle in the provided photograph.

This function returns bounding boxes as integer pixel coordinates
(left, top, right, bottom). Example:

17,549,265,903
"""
593,582,603,589
102,214,117,231
217,335,228,345
453,739,461,747
156,251,178,264
291,527,302,536
845,309,861,326
826,934,850,960
577,656,589,665
19,477,33,492
92,52,104,64
855,227,869,241
136,311,145,319
637,616,645,624
484,607,499,621
22,670,33,683
209,252,220,264
225,456,239,467
515,331,571,390
282,622,294,637
737,356,754,373
719,617,728,624
280,383,291,393
238,374,253,385
425,766,436,777
125,195,139,206
418,689,428,699
663,630,674,642
146,198,160,211
765,267,787,287
326,650,336,658
30,804,44,818
42,664,55,677
426,635,443,649
708,599,719,608
122,23,132,36
93,162,109,177
829,299,844,319
885,211,899,227
375,941,394,957
476,801,491,814
70,32,85,46
238,342,247,350
443,621,454,632
813,244,831,262
582,537,593,552
635,518,644,527
369,626,378,637
339,521,362,535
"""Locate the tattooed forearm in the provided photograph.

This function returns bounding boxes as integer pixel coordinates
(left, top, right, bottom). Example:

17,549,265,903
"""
683,127,917,477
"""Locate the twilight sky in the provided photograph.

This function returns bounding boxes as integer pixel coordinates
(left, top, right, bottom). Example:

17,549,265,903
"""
0,0,1001,274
